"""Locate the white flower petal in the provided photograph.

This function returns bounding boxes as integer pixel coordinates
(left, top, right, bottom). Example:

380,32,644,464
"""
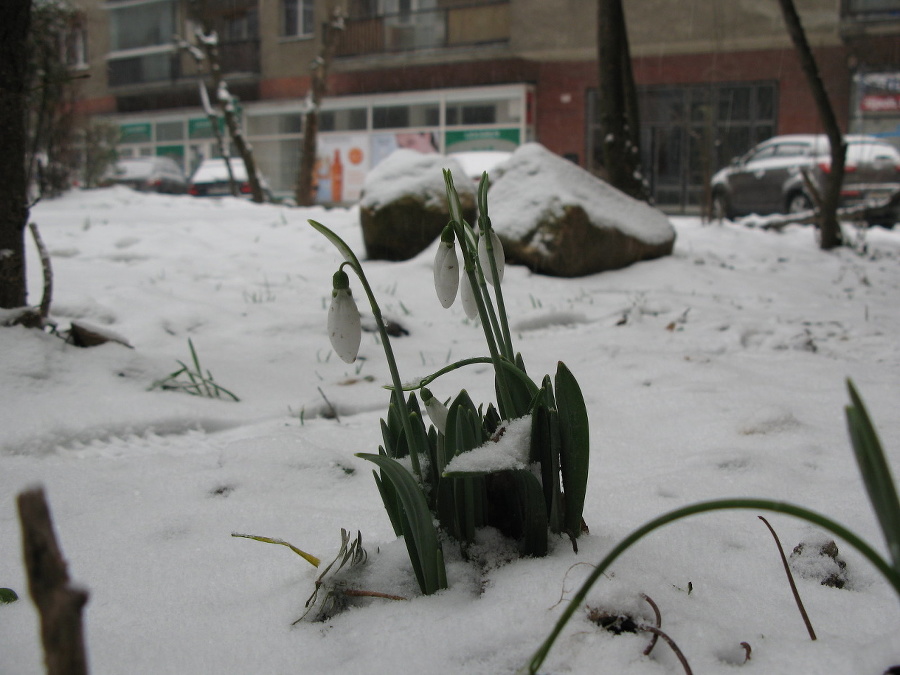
422,390,449,435
460,273,478,320
433,242,460,309
478,231,504,286
327,288,361,363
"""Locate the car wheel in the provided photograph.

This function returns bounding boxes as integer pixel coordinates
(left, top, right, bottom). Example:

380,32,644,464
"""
786,192,812,214
712,192,733,221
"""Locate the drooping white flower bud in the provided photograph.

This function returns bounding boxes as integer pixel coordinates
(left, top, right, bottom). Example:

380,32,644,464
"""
421,387,448,435
477,230,504,286
327,269,361,363
433,226,459,309
460,272,479,320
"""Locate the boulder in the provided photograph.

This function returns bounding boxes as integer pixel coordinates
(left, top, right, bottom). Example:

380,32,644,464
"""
359,150,476,261
488,144,676,277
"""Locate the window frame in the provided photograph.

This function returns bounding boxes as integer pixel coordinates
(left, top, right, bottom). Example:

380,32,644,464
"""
282,0,315,39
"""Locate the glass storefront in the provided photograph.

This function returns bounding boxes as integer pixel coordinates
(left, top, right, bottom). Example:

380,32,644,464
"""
111,83,533,201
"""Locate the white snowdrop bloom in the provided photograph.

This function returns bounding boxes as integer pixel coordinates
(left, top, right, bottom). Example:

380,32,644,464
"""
327,270,361,363
433,240,459,309
460,272,479,320
477,230,504,286
421,388,449,435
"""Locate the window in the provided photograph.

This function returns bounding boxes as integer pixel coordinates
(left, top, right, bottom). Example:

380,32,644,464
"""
283,0,315,38
320,108,368,132
108,0,175,52
107,0,176,86
844,0,900,18
373,103,439,129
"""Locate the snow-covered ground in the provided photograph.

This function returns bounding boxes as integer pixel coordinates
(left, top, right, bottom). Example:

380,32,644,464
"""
2,184,899,674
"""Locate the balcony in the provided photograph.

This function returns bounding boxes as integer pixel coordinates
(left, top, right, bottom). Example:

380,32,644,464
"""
217,38,261,75
337,1,510,57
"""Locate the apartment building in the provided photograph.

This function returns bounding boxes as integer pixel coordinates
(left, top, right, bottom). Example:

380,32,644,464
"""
70,0,900,208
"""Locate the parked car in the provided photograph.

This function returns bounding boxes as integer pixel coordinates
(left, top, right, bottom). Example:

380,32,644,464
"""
188,158,272,201
102,156,188,194
711,134,900,226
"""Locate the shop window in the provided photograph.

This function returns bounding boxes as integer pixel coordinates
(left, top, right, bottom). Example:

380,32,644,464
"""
373,103,438,129
156,121,184,142
248,113,303,135
283,0,315,38
320,108,368,132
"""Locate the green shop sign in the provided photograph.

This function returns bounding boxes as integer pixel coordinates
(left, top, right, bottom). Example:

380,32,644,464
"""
444,128,520,152
119,123,152,144
188,117,225,139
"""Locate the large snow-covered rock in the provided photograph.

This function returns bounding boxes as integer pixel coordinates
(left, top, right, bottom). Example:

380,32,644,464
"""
359,150,476,261
488,144,676,277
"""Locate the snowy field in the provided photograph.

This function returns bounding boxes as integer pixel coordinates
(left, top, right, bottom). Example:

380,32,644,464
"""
2,185,899,674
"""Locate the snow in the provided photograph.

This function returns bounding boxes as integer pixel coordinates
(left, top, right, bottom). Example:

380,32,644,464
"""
443,417,532,474
490,143,675,245
2,181,900,674
359,149,474,210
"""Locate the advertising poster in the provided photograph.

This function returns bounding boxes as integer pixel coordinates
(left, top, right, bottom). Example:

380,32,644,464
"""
370,131,440,169
315,133,370,203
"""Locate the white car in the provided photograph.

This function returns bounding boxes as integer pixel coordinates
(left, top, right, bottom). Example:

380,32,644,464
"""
188,158,272,200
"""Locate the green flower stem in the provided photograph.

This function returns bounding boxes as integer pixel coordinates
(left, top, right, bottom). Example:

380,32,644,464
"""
389,356,539,400
524,498,900,675
443,171,517,417
477,174,514,361
309,220,423,482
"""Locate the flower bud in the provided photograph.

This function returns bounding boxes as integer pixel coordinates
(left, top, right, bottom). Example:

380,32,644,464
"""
433,227,459,309
421,387,448,435
327,269,361,363
477,230,504,286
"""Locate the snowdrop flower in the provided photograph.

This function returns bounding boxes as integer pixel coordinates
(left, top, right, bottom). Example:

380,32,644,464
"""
433,226,459,309
460,272,479,320
327,269,361,363
477,230,504,286
421,387,448,435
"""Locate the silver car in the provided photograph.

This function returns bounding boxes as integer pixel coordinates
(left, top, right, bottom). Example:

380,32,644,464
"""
711,134,900,227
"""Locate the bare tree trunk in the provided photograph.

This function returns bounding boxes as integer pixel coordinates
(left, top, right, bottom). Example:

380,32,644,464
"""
597,0,648,202
203,37,265,203
0,0,32,308
776,0,844,250
199,81,237,196
18,487,90,675
296,8,344,206
183,0,265,203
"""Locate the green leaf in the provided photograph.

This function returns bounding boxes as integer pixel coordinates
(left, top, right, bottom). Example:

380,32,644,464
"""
531,395,564,533
555,361,590,536
0,588,18,604
484,470,548,556
846,380,900,571
357,453,447,595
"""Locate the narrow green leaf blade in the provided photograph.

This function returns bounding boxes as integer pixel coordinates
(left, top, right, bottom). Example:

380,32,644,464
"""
357,453,447,594
555,361,590,536
846,380,900,570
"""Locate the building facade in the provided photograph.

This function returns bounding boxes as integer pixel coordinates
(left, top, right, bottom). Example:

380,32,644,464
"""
70,0,900,209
